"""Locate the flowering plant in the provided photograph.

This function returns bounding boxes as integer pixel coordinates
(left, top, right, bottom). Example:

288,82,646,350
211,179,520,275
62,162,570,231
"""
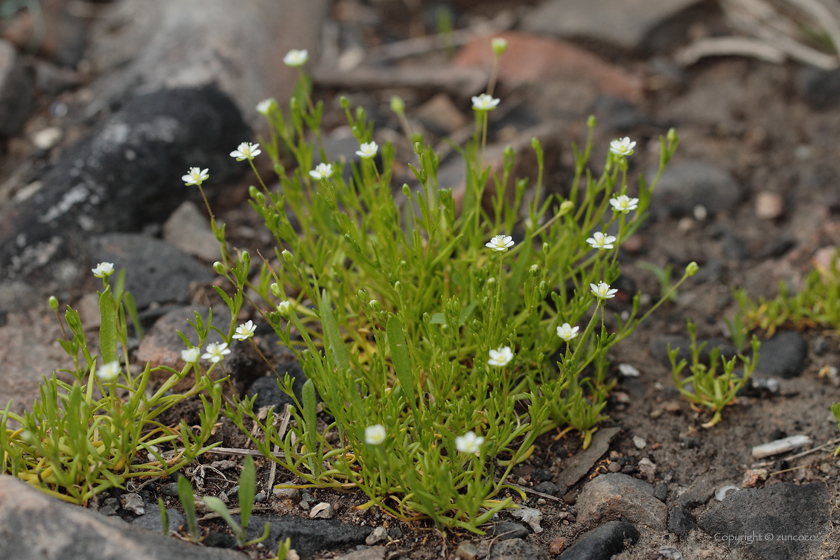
0,267,224,504
208,42,690,532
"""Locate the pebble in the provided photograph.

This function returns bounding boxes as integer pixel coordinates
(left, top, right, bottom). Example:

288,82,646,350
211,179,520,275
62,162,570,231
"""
487,538,548,560
576,473,667,530
813,336,829,356
632,436,647,449
638,458,656,483
608,462,622,473
365,526,387,545
120,493,145,516
755,191,785,219
160,482,179,497
618,363,640,377
557,520,639,560
658,546,682,559
752,434,813,459
510,506,543,533
532,481,560,496
162,201,221,262
389,526,402,539
32,127,62,150
741,468,768,488
755,331,808,378
715,485,739,501
549,536,566,555
491,522,528,540
455,541,479,559
299,500,310,510
667,506,696,537
254,492,267,503
653,483,668,502
273,487,300,500
650,161,742,219
309,502,334,519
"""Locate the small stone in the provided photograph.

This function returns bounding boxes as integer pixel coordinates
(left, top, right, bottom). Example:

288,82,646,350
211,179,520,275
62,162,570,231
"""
667,506,695,537
755,331,808,379
365,526,387,545
755,191,785,219
488,538,549,560
120,493,145,516
608,462,622,473
163,201,221,262
653,483,668,502
133,507,185,535
752,435,813,459
273,487,300,500
255,492,267,503
491,522,528,540
415,93,467,135
715,485,739,501
549,536,566,555
657,546,682,559
388,526,402,539
663,401,682,414
160,482,179,497
813,336,829,356
741,470,759,488
618,363,640,377
576,473,667,530
299,500,310,510
455,541,479,559
532,481,560,495
633,436,647,449
531,469,553,482
510,507,543,533
309,502,334,519
638,458,656,483
651,162,742,219
558,520,639,560
32,127,62,150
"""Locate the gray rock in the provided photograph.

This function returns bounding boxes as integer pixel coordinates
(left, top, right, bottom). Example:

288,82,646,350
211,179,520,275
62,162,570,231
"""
89,234,213,309
336,547,386,560
797,66,840,110
0,476,244,559
698,483,831,560
88,0,327,118
136,305,231,372
247,359,311,412
555,426,622,494
489,522,528,540
576,473,668,530
650,162,742,219
456,540,479,559
755,331,808,378
243,514,371,559
522,0,701,51
668,506,695,537
0,39,34,137
120,492,145,515
559,520,639,560
678,478,715,508
488,538,549,560
532,481,560,496
163,201,220,262
133,507,186,535
654,483,668,502
0,87,249,314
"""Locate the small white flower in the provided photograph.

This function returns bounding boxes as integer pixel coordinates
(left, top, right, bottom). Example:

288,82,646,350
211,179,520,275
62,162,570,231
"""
610,195,639,214
232,320,256,341
609,137,636,157
230,142,261,161
486,234,514,252
182,167,209,186
365,424,386,445
309,163,333,180
488,346,513,367
181,347,200,363
278,300,291,314
283,49,309,67
471,93,501,111
97,360,121,381
356,141,378,159
591,281,618,300
455,431,485,454
256,98,277,116
92,262,114,278
202,342,231,364
556,323,579,342
586,232,617,250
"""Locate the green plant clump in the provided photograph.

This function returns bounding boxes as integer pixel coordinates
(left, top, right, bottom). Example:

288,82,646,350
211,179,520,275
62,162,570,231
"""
0,269,224,504
202,44,692,533
669,320,760,428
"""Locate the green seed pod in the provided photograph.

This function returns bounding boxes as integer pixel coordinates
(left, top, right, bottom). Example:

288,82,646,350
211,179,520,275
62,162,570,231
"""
48,296,59,311
587,115,596,129
213,261,226,275
282,250,294,263
340,96,349,110
270,283,282,298
686,261,699,277
369,299,381,312
390,95,405,115
529,264,539,277
667,128,677,144
249,185,259,198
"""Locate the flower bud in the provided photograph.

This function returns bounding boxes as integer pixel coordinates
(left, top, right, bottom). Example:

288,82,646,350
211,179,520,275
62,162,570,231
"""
491,37,508,56
402,184,411,197
529,264,539,278
486,277,496,287
249,185,259,198
213,261,226,275
369,299,381,312
241,251,251,269
357,289,366,300
587,115,596,129
270,283,282,298
685,262,699,277
667,128,677,145
277,300,292,319
542,242,550,254
390,95,405,115
539,281,548,294
558,200,575,216
340,96,349,110
282,250,294,263
48,296,59,311
394,281,402,293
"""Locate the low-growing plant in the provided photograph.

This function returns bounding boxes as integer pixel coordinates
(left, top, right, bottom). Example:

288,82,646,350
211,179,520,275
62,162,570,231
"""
201,42,695,533
734,251,840,335
202,456,271,547
178,474,201,542
724,310,748,351
669,320,760,428
0,267,224,505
